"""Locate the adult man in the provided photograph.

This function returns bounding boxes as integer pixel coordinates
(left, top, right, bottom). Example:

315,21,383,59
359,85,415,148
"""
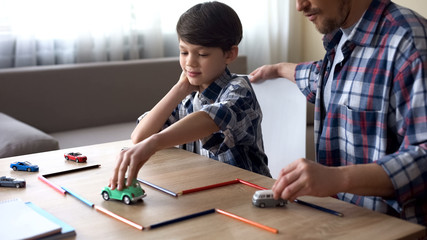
250,0,427,226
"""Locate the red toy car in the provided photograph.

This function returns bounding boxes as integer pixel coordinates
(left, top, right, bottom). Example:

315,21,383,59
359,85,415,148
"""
64,152,87,163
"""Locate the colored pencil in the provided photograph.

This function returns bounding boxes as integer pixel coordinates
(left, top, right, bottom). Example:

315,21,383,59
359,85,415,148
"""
137,178,178,197
179,179,240,195
146,209,216,230
216,209,278,234
294,199,343,217
237,179,268,190
94,206,144,230
42,164,101,178
61,186,94,207
38,175,66,195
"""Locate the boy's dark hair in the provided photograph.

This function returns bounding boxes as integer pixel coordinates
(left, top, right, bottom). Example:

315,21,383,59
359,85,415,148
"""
176,1,243,52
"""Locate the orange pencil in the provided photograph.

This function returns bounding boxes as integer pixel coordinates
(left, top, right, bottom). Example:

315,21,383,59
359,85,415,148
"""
95,206,144,230
216,209,278,234
37,175,66,195
237,179,268,190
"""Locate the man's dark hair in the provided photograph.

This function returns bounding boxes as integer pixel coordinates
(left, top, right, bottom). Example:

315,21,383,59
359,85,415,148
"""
176,1,243,52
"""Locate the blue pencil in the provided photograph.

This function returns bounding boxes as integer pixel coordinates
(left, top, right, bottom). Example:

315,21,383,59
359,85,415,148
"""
137,178,178,197
294,199,343,217
146,209,216,230
61,186,94,208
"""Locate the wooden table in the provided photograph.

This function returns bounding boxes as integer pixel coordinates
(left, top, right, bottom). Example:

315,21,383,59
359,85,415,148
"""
1,140,425,239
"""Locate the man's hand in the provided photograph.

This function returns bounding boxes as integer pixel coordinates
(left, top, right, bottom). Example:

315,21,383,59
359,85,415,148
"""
249,63,297,83
249,64,280,83
272,158,395,201
272,158,344,201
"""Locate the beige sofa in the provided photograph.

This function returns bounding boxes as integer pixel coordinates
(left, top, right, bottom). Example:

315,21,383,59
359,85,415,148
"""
0,57,247,157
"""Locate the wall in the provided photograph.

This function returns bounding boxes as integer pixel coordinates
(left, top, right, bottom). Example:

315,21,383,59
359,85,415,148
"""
252,79,306,179
300,0,427,61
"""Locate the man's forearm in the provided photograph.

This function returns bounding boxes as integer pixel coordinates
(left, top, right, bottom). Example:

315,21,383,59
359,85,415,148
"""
276,62,297,83
338,163,395,197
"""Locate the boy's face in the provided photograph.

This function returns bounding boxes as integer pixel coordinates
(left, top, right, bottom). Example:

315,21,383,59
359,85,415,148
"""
179,40,234,92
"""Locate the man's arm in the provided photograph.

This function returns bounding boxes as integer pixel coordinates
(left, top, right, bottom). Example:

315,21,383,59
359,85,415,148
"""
249,62,297,83
272,159,395,201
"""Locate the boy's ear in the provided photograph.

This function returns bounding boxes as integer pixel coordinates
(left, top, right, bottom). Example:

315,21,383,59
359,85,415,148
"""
225,45,239,65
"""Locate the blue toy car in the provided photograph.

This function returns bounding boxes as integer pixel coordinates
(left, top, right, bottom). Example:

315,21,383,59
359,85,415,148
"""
10,161,39,172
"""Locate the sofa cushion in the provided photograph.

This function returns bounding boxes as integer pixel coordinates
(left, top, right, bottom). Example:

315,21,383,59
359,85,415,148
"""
50,121,136,149
0,113,59,158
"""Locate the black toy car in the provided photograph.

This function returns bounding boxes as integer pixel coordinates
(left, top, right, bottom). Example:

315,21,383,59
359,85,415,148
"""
0,176,26,188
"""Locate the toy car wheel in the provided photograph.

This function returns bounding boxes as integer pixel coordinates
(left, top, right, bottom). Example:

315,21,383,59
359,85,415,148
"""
15,183,21,188
75,159,79,163
65,156,69,160
278,202,285,207
102,191,110,201
27,168,31,172
123,196,131,205
260,203,266,208
12,166,17,171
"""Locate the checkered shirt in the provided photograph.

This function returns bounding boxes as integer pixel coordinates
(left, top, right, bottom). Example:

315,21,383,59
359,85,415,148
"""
295,0,427,225
140,69,271,177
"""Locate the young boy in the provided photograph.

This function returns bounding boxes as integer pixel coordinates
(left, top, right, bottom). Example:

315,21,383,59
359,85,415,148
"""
110,1,271,190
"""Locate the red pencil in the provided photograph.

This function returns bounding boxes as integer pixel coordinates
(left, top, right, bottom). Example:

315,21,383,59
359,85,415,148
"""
216,209,278,234
38,175,66,195
179,179,240,195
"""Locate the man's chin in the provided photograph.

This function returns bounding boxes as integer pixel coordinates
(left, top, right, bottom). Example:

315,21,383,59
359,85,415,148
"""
314,24,339,34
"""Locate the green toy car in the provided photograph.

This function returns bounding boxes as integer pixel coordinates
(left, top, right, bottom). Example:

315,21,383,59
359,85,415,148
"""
101,179,146,205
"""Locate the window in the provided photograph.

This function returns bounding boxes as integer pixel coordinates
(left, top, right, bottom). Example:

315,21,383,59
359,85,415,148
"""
0,0,294,70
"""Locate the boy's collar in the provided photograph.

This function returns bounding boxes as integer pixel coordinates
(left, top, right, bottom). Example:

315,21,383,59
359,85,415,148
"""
199,68,232,101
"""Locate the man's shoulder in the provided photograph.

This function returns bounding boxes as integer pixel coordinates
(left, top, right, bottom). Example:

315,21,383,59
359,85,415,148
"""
357,1,427,52
383,3,427,54
385,3,427,36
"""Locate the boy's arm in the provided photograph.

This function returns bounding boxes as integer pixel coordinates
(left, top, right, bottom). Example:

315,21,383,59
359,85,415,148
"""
131,71,198,144
133,111,220,154
111,111,219,190
153,111,219,148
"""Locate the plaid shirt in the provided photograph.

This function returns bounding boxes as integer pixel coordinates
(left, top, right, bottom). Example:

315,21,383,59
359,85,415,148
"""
295,0,427,225
148,69,271,177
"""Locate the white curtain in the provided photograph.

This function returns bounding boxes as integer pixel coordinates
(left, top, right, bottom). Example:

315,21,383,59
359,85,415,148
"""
0,0,296,71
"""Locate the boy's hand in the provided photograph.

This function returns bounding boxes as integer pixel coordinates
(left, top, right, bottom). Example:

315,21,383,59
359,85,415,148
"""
109,137,157,191
177,71,199,94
